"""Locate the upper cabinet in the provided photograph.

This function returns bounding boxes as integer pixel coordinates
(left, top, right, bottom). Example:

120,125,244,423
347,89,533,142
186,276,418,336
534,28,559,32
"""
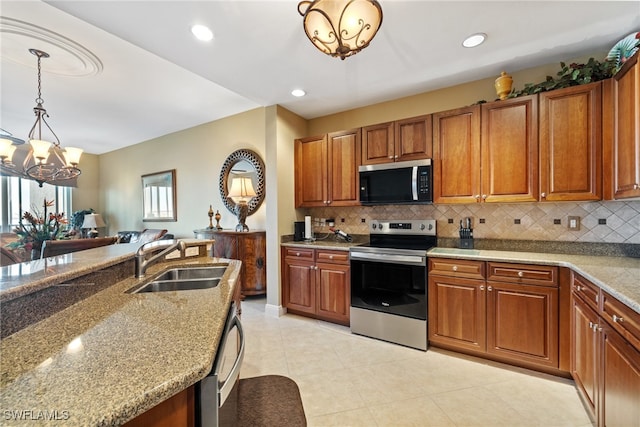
433,96,538,204
433,105,481,204
603,52,640,200
481,95,539,203
295,129,361,208
361,115,432,165
539,82,602,201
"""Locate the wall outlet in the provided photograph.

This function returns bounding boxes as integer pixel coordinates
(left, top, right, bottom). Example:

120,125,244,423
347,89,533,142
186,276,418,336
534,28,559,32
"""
568,216,581,230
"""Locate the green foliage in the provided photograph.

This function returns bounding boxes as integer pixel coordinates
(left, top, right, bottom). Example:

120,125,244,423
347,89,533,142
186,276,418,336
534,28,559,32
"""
508,58,617,98
71,208,95,231
7,199,68,252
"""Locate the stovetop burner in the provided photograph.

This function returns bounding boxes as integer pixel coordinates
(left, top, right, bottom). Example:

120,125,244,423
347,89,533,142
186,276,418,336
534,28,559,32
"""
354,219,437,253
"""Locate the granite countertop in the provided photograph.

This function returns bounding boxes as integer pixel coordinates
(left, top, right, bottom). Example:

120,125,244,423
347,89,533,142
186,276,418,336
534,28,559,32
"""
281,234,366,251
428,247,640,314
0,239,211,302
0,250,239,426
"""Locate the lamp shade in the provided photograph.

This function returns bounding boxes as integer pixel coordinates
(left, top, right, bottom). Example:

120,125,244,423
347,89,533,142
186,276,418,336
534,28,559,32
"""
228,176,256,202
81,213,106,229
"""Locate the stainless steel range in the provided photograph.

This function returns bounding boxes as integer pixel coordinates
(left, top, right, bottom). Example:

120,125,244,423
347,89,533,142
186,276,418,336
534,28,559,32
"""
350,219,436,351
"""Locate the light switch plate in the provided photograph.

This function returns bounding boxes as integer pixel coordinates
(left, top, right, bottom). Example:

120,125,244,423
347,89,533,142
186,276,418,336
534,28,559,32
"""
568,216,580,230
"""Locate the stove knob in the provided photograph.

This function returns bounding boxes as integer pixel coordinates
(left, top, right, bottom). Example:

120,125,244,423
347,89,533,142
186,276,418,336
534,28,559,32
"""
420,224,425,230
428,224,433,230
378,223,384,230
372,223,377,230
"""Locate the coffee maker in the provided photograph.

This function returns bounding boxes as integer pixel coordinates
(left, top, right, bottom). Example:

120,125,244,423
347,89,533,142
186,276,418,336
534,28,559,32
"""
293,221,305,241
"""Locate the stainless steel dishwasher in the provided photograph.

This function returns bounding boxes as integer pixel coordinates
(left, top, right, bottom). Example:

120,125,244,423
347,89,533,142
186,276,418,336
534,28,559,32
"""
196,302,245,427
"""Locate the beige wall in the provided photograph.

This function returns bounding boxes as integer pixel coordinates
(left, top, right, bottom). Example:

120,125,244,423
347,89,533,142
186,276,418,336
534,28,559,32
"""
98,108,267,237
72,152,100,213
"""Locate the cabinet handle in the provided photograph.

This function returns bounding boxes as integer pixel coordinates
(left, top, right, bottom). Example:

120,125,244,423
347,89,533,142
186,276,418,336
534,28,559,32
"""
329,255,334,260
394,155,398,159
482,194,487,200
474,195,480,200
488,286,493,291
613,314,624,323
634,183,639,190
480,285,485,291
389,155,394,159
517,271,524,278
452,266,458,272
589,321,594,329
541,192,546,198
295,252,300,257
575,285,582,292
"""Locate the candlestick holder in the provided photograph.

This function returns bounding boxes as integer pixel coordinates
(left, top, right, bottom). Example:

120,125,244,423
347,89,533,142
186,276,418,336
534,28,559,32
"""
215,210,222,230
208,205,214,229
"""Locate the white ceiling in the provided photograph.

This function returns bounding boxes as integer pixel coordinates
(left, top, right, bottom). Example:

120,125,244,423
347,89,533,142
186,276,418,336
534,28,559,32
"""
1,1,639,155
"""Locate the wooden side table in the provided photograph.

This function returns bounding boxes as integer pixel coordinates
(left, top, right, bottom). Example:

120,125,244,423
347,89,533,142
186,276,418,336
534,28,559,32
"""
194,229,266,296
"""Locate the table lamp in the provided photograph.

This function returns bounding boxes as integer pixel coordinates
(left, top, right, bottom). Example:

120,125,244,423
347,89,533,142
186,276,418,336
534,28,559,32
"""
228,176,256,232
82,213,106,238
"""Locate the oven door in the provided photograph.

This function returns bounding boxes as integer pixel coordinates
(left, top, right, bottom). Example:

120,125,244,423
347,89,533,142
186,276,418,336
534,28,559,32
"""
350,251,427,320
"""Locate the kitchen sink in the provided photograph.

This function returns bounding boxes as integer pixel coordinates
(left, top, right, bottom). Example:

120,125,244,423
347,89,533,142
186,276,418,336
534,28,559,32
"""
130,278,221,293
153,266,227,282
126,265,228,293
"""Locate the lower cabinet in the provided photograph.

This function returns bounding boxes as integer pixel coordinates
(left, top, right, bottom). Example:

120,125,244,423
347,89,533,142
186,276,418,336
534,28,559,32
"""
282,246,350,325
429,258,560,372
571,272,640,427
123,386,194,427
212,231,266,297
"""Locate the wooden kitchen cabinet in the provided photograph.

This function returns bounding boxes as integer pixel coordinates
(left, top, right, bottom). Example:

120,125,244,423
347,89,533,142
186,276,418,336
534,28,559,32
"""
282,246,350,325
429,258,561,372
603,51,640,200
481,95,539,203
539,81,602,201
433,96,538,204
295,129,361,207
212,230,266,296
361,115,432,165
433,105,481,203
570,272,640,427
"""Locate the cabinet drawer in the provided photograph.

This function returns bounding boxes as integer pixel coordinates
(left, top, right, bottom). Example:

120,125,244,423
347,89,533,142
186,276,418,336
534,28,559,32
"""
316,249,349,264
429,258,485,279
487,262,558,286
284,247,315,260
571,273,600,311
601,291,640,351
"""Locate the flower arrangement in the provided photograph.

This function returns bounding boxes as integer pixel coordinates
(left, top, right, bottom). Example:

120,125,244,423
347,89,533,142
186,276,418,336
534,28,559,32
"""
7,199,68,255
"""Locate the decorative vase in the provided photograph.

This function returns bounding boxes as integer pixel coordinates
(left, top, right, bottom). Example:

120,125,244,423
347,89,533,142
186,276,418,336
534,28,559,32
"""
494,71,513,100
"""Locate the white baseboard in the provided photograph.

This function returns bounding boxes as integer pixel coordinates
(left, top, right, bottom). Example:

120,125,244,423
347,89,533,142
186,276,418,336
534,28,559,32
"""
265,303,286,318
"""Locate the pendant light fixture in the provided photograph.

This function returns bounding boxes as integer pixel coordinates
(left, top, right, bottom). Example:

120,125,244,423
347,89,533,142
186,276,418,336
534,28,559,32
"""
298,0,383,60
0,49,82,187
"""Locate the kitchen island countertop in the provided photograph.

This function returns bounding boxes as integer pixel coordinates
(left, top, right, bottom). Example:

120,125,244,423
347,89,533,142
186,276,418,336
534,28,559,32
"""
0,251,240,426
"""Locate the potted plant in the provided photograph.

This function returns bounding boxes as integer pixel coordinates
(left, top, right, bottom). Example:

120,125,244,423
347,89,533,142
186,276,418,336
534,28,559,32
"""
7,199,68,260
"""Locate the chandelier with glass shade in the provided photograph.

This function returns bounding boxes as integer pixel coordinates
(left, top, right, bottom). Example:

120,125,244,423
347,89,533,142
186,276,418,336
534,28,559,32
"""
0,49,82,187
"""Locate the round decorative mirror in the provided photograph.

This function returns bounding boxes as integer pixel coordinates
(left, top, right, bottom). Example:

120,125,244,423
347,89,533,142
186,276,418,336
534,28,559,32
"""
219,149,265,216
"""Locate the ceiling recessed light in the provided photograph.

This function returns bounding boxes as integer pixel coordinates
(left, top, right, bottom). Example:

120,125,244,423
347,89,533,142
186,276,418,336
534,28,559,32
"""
462,33,486,48
291,89,306,97
191,25,213,42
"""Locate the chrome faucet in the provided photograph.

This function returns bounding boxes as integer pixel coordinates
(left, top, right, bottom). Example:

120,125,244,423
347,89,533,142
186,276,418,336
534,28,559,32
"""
135,239,187,278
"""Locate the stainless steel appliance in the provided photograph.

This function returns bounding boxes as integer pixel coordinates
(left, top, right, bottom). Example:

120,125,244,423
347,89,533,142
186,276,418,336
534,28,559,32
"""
359,159,432,205
196,302,245,427
350,219,436,350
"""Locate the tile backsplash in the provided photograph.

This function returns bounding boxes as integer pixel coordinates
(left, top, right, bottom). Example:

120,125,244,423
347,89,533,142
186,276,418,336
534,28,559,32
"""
306,201,640,244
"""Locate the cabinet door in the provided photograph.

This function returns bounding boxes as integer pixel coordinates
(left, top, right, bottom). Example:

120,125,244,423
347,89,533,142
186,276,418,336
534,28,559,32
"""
486,281,559,368
571,293,599,420
316,262,350,325
213,233,238,259
481,95,539,203
600,323,640,427
539,82,602,201
295,134,327,207
428,275,486,353
395,115,433,162
283,257,316,315
604,53,640,199
237,233,266,296
327,129,361,206
362,122,394,165
433,105,481,203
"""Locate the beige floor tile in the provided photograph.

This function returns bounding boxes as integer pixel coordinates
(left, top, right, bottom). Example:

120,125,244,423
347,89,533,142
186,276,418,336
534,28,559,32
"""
308,407,378,427
240,298,590,427
368,396,456,427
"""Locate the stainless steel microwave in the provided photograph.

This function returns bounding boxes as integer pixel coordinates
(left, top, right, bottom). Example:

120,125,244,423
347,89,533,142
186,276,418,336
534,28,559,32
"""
359,159,432,205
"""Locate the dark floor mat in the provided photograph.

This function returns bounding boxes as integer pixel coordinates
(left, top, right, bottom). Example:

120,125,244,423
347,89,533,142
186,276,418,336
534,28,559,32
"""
236,375,307,427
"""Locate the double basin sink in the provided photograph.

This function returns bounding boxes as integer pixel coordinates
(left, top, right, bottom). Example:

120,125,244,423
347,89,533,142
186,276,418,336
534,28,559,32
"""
127,265,228,293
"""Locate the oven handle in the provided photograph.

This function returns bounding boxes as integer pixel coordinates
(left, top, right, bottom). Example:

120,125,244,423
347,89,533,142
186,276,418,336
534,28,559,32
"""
350,251,426,266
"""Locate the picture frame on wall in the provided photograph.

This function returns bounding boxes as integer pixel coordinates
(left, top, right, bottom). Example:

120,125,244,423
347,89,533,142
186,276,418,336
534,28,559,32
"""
142,169,177,222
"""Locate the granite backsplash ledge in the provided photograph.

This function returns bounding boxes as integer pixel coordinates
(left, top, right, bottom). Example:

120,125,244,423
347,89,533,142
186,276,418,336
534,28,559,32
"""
436,238,640,258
